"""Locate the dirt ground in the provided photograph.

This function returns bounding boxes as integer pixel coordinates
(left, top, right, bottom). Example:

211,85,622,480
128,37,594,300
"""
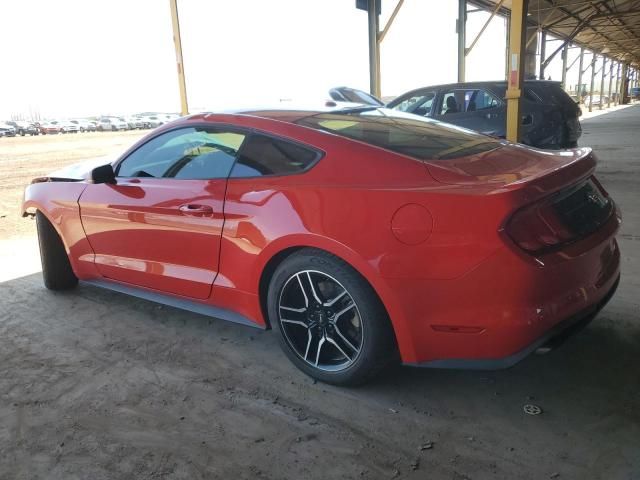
0,130,146,239
0,109,639,480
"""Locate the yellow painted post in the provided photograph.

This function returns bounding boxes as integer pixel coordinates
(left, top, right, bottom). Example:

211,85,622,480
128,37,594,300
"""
505,0,528,143
169,0,189,116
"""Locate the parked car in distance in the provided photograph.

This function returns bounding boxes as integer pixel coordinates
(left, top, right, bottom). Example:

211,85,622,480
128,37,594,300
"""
22,107,620,385
333,81,582,149
329,86,385,106
629,87,639,100
98,117,128,131
0,122,17,137
6,120,39,136
584,95,608,107
125,116,146,130
140,115,165,128
70,119,96,132
38,122,61,135
50,120,79,134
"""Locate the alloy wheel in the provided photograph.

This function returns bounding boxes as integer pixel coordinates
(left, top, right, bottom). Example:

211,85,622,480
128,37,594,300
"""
278,270,364,372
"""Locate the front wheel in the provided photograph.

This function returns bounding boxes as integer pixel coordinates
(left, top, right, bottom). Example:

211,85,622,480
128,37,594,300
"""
267,248,396,386
36,211,78,290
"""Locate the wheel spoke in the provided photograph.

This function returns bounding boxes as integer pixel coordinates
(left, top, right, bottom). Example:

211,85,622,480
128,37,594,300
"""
303,330,313,360
280,305,306,313
315,335,326,366
306,272,323,304
332,323,358,353
323,289,347,307
281,318,308,328
325,335,352,361
334,302,356,321
295,274,309,308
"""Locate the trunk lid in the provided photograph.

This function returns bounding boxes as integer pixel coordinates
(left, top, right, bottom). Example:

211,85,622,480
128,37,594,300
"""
424,144,596,197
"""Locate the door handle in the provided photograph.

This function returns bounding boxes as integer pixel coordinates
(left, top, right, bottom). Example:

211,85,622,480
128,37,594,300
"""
179,204,214,217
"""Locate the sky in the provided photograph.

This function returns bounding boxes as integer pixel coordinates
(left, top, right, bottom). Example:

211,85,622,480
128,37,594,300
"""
0,0,620,120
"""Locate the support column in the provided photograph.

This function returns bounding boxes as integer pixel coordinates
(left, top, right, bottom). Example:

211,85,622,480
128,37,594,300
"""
457,0,466,83
505,0,528,143
620,63,628,104
607,61,614,108
599,57,607,110
615,63,621,106
588,54,596,113
169,0,189,116
561,43,568,89
504,15,510,79
577,47,585,104
367,0,380,97
538,30,546,80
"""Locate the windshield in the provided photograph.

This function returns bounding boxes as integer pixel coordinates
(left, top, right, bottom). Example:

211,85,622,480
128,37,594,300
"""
296,108,502,160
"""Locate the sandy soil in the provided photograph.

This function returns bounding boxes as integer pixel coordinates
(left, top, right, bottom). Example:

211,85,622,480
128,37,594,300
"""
0,110,639,479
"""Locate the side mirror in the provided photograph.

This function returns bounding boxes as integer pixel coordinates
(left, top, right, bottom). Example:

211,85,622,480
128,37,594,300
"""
90,164,116,184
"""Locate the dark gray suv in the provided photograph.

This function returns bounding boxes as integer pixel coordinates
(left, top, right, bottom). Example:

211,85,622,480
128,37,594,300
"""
332,81,582,150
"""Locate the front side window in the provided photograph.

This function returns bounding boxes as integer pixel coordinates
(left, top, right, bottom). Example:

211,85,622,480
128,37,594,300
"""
392,91,436,117
117,127,246,180
470,89,500,110
439,89,501,114
230,134,318,177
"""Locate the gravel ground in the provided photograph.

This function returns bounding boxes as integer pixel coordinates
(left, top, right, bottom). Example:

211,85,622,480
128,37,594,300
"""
0,109,638,479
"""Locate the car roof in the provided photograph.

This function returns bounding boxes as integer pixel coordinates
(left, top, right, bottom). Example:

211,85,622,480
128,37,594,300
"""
392,80,562,97
188,102,370,124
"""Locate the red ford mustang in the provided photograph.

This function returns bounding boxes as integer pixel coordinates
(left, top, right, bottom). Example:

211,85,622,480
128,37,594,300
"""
22,107,621,385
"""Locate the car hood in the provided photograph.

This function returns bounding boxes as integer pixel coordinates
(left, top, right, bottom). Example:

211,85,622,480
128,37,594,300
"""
424,144,596,191
34,156,115,182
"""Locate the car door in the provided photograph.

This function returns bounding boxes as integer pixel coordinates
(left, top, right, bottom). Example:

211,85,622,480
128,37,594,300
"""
464,88,505,136
432,88,505,136
78,125,246,299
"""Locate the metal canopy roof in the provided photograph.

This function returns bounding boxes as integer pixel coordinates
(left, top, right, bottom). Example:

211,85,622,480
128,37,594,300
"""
471,0,640,66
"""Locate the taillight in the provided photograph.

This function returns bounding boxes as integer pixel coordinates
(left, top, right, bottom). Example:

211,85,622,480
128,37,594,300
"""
506,199,574,253
505,177,613,255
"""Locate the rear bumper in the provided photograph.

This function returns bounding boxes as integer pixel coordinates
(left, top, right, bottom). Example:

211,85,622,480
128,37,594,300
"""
388,205,621,365
406,274,619,369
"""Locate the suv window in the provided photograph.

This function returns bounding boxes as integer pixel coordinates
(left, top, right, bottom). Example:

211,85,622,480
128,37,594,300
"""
471,89,500,110
117,127,246,179
230,134,318,177
439,89,500,115
392,91,436,117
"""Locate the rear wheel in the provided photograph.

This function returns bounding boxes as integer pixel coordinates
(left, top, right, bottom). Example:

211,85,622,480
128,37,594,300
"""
268,248,396,386
36,211,78,290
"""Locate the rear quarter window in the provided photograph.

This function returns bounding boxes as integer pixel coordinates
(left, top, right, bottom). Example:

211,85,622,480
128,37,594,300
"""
230,134,320,177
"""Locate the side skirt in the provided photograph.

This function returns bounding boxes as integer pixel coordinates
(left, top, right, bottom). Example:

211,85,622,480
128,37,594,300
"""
82,279,262,329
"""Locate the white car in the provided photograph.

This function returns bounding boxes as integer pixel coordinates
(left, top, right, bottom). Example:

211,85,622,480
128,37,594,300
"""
70,119,96,133
139,115,165,128
51,120,79,134
98,117,128,132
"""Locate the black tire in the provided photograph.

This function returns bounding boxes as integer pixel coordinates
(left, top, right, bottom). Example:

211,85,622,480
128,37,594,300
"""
36,211,78,290
267,248,397,386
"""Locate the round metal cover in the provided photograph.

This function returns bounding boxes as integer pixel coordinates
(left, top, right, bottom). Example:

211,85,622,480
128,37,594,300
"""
523,404,543,415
